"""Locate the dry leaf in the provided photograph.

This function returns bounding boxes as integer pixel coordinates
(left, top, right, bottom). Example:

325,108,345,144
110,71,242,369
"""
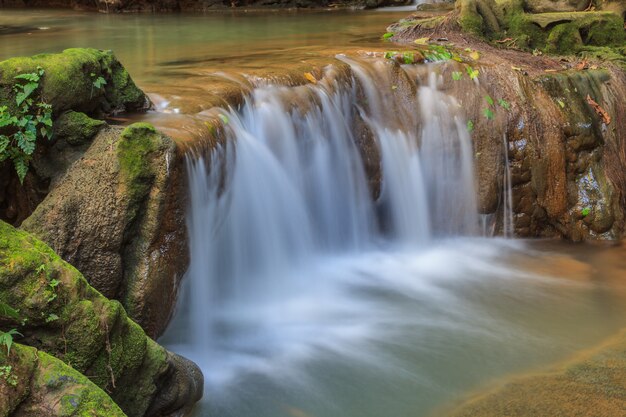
414,37,430,45
469,50,480,60
495,37,514,43
586,94,611,125
544,69,558,72
575,60,588,70
303,72,317,84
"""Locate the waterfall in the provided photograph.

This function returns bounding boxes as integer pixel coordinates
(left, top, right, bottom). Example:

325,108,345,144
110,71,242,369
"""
162,58,479,402
502,134,514,238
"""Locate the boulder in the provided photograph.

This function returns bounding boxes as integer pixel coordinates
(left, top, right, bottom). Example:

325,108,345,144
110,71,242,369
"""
0,220,202,417
21,123,188,339
0,343,127,417
525,0,590,13
0,48,150,226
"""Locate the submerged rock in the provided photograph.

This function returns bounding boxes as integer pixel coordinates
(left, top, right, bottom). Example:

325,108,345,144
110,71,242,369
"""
21,123,188,338
0,343,127,417
0,221,203,417
448,328,626,417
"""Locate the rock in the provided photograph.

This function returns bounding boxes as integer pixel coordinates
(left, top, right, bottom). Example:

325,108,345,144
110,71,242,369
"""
0,48,150,226
21,123,188,339
0,343,127,417
448,328,626,417
0,221,203,417
0,48,148,118
525,0,589,13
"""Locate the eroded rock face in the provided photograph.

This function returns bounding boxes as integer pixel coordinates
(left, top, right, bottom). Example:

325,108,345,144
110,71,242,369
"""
21,123,188,338
0,344,127,417
0,221,202,417
525,0,589,13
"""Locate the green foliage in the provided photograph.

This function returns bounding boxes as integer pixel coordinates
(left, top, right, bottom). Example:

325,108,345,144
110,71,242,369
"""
0,67,53,184
498,99,511,110
452,71,463,81
0,300,19,320
581,207,591,217
467,120,475,133
483,108,495,120
403,52,414,64
0,365,17,387
424,45,453,62
382,32,394,40
466,66,480,80
45,313,59,323
485,95,495,107
218,114,230,125
0,329,22,355
91,73,107,90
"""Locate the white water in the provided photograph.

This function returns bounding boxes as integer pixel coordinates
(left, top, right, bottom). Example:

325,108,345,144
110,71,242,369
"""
161,59,626,417
502,135,514,238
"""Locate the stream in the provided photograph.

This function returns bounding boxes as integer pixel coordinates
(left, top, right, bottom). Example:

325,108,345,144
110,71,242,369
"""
3,9,626,417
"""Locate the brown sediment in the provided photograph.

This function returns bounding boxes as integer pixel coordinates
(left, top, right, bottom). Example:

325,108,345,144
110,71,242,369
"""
440,325,626,417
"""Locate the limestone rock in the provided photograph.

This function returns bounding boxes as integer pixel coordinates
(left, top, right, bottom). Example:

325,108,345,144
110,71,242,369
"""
0,221,203,417
0,343,127,417
525,0,590,13
21,123,188,338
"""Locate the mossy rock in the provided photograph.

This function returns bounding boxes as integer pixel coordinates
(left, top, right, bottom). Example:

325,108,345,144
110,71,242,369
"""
0,48,148,118
0,343,127,417
53,111,106,146
21,123,189,339
0,221,202,417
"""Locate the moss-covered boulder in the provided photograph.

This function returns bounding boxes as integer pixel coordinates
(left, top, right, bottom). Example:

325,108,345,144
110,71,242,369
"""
0,221,202,417
0,49,150,226
0,48,148,118
21,123,188,339
0,343,127,417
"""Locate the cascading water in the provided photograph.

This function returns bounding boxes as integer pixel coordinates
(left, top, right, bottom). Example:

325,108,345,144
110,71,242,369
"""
502,134,514,238
161,58,626,417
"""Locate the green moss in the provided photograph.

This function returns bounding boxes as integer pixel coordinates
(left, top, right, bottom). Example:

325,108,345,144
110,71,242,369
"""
54,111,105,146
117,123,164,223
0,221,174,417
546,23,583,54
0,48,146,117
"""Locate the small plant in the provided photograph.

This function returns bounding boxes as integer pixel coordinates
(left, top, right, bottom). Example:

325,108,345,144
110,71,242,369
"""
402,51,414,64
466,120,475,132
0,365,17,387
466,65,480,80
0,67,53,184
0,329,22,355
91,72,107,90
452,71,463,81
424,45,453,62
498,99,511,110
47,278,60,303
45,313,59,323
581,207,591,217
483,108,495,120
382,32,394,40
485,95,495,107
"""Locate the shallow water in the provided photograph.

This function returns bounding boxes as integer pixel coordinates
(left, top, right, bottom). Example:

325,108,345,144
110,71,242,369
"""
3,9,626,417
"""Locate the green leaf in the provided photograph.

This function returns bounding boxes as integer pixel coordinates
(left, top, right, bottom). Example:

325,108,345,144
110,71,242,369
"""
466,66,479,80
218,114,230,125
14,73,39,82
403,52,414,65
483,108,495,120
466,120,474,133
498,99,511,110
45,313,59,323
0,329,22,355
93,76,107,89
0,301,19,320
13,155,29,184
0,135,9,154
49,279,60,288
485,95,494,107
452,71,462,81
557,99,565,108
382,32,394,40
581,207,591,217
